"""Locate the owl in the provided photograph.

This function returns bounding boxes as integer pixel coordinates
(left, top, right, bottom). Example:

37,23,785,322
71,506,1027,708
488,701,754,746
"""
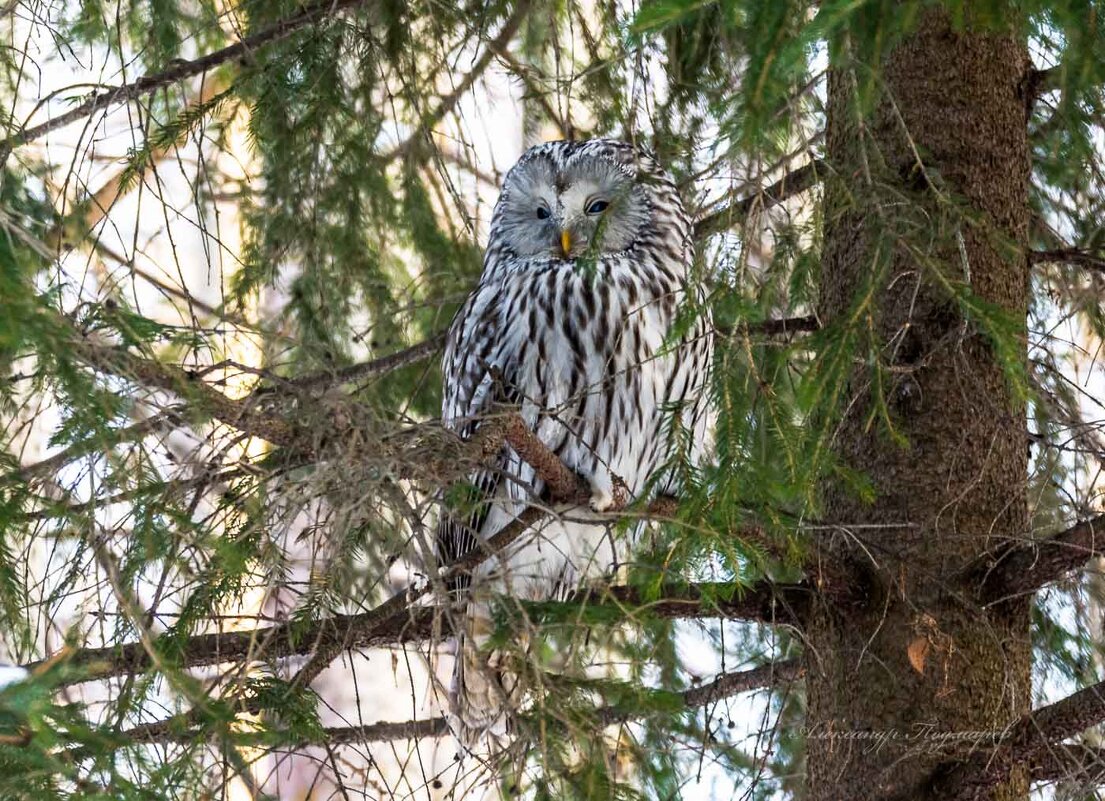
437,139,713,750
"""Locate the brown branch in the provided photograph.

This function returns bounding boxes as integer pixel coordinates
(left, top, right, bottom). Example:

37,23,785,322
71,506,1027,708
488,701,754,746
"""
1028,744,1105,784
693,159,826,240
1026,66,1061,101
719,315,821,338
15,409,184,482
275,313,819,399
112,658,802,748
502,414,588,500
2,0,373,153
29,576,801,689
928,677,1105,800
51,339,810,690
72,335,303,449
595,581,809,628
679,657,804,709
1029,248,1105,276
271,332,448,392
973,514,1105,604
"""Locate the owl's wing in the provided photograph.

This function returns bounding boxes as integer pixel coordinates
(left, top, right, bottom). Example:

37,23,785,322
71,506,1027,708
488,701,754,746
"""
436,281,519,589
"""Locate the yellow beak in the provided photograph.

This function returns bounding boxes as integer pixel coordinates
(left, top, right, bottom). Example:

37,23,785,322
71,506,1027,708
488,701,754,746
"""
560,230,572,257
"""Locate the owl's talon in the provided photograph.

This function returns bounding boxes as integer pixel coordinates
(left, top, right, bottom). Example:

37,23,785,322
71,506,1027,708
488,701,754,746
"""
589,488,616,513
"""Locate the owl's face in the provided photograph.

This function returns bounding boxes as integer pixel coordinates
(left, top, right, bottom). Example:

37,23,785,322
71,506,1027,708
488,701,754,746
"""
492,144,652,260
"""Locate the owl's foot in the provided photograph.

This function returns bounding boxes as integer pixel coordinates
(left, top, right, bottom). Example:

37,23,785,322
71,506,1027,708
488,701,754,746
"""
589,486,616,513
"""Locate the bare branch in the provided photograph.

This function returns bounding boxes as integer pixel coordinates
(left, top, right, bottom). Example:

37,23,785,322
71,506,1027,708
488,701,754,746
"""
595,581,809,628
276,333,448,392
72,335,304,449
275,314,820,399
719,315,821,338
1029,744,1105,784
1029,247,1105,276
30,575,802,688
973,514,1105,604
693,159,827,240
929,677,1105,800
15,409,185,481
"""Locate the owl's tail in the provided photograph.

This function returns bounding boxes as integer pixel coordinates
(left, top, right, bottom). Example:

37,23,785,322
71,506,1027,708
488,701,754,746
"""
447,607,521,753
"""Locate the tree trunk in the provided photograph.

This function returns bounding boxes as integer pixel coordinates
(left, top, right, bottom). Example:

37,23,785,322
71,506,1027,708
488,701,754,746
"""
807,11,1032,801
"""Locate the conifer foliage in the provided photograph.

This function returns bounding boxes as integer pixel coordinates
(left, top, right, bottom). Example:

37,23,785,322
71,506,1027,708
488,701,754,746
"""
0,0,1104,799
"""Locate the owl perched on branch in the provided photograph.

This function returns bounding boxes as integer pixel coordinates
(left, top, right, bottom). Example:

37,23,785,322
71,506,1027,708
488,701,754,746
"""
437,139,714,748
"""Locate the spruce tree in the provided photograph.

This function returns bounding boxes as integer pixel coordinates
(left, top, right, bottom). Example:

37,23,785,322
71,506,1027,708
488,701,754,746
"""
0,1,1103,799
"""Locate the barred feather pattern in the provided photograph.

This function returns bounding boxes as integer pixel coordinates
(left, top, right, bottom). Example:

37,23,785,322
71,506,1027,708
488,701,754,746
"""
437,139,714,748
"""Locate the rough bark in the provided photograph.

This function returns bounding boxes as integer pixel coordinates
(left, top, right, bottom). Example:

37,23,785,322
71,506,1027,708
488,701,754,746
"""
807,11,1031,801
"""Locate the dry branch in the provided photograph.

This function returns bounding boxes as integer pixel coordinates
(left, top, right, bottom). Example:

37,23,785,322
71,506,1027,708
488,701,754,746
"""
33,574,799,689
72,335,303,449
277,333,449,391
596,582,809,628
26,408,803,686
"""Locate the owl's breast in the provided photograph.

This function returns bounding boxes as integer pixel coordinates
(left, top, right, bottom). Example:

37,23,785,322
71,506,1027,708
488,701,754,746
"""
494,259,692,494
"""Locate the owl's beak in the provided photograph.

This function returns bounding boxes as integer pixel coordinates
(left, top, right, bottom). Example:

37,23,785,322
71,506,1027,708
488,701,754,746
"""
560,230,572,258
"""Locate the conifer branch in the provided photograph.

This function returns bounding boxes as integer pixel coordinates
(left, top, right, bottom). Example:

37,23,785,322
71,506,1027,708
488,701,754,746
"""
973,513,1105,604
1,0,374,153
693,159,827,239
30,579,799,688
111,658,802,747
386,0,533,162
272,315,819,397
72,335,304,449
24,406,804,687
717,315,821,337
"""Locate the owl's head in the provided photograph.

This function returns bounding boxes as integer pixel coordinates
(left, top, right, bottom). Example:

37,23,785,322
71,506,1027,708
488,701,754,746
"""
488,140,674,262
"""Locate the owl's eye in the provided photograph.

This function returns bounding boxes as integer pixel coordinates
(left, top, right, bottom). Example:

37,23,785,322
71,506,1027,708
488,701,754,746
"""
586,199,609,214
536,207,551,220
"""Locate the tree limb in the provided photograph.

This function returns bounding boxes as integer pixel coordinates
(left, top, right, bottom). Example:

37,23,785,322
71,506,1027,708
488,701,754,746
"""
72,334,304,449
693,159,827,240
111,658,802,747
1028,744,1105,785
717,315,820,338
1029,248,1105,276
29,576,801,688
385,1,533,162
275,333,449,391
973,514,1105,604
2,0,374,153
928,677,1105,800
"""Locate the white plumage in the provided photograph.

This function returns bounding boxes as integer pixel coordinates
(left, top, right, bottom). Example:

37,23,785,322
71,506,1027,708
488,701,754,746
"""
437,139,713,747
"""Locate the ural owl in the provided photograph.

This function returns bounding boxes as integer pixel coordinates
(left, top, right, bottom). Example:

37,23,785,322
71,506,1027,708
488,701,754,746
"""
437,139,713,747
